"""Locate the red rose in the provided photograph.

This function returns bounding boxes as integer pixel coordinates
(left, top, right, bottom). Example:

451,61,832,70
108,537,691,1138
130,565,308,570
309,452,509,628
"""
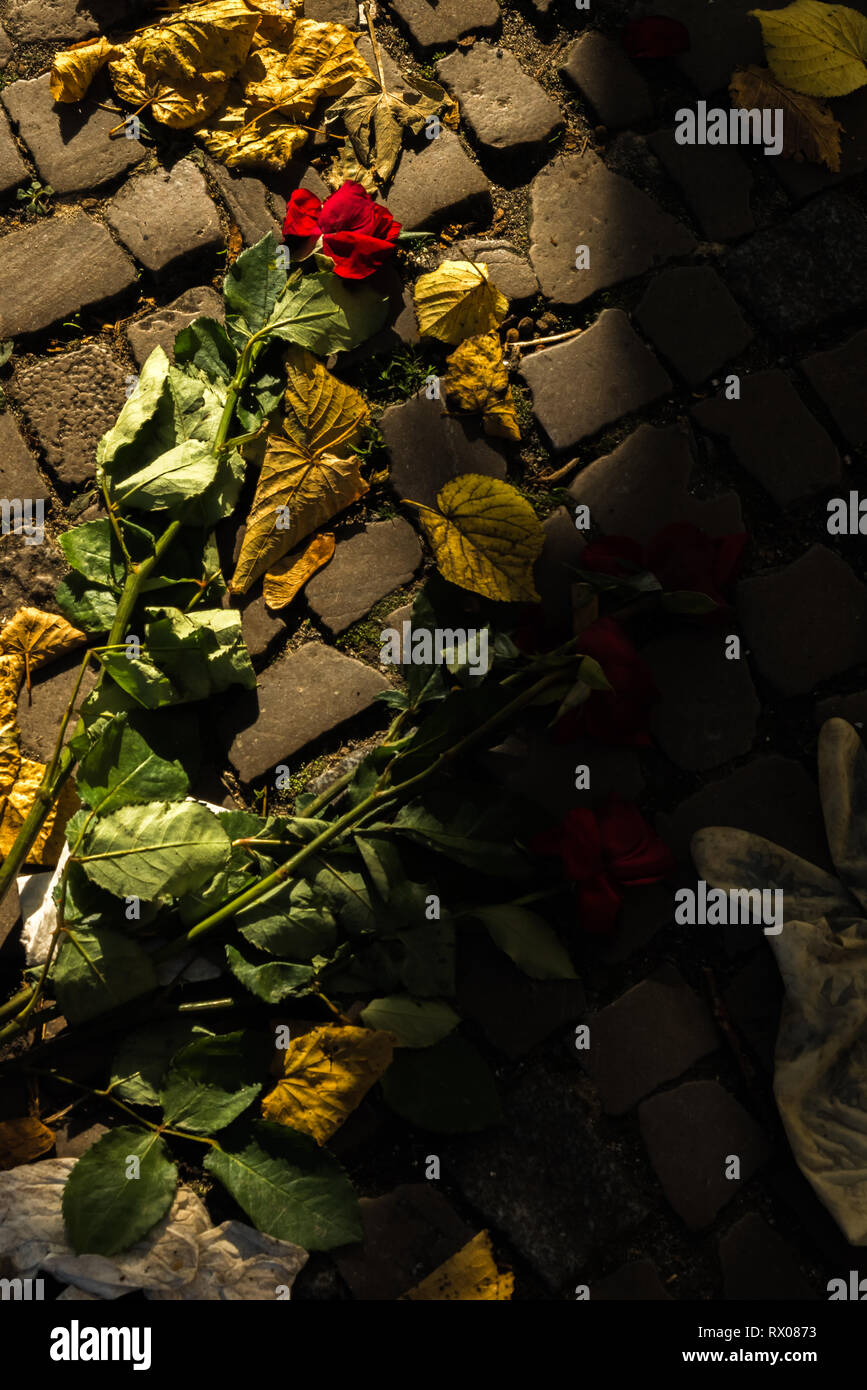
531,798,674,934
646,522,746,608
555,617,657,747
580,536,644,579
622,15,690,59
282,181,401,280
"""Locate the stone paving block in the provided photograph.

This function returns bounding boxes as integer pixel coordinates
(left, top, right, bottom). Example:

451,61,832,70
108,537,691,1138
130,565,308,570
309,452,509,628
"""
0,877,21,952
720,1214,818,1300
237,593,285,668
816,688,867,727
582,965,718,1115
304,520,422,636
1,74,144,195
635,267,753,387
529,151,695,306
0,410,47,504
387,128,492,231
647,129,755,242
334,1184,472,1300
0,24,11,68
437,43,562,158
533,506,586,628
227,642,390,782
380,388,507,509
643,629,760,772
566,421,743,542
0,534,66,618
441,237,539,303
446,1065,651,1291
126,286,225,368
456,928,584,1059
4,0,132,42
801,330,867,449
639,1079,772,1229
18,651,98,763
725,194,867,335
0,107,28,197
647,0,789,96
8,344,128,488
0,212,136,338
305,0,359,26
203,155,284,247
771,87,867,200
592,1261,672,1300
484,729,645,815
520,308,672,451
737,545,867,698
692,370,841,507
105,159,223,275
658,755,830,871
561,32,653,129
598,882,673,965
391,0,501,53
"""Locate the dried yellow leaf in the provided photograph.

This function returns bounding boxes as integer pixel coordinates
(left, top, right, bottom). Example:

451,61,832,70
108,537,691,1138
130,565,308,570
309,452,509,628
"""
0,756,78,864
241,18,370,115
442,331,521,441
413,260,509,346
411,474,544,603
326,71,446,184
197,94,310,169
0,653,24,791
263,532,335,610
261,1024,395,1144
325,139,380,193
230,349,369,593
0,606,86,689
50,37,118,103
0,1116,55,1171
730,64,842,169
109,0,261,129
751,0,867,96
402,1231,514,1300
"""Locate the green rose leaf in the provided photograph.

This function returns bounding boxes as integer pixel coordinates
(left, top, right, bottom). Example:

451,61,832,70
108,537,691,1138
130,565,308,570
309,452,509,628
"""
144,606,255,701
471,904,577,981
381,1034,502,1132
360,995,460,1048
159,1030,264,1135
77,715,189,813
56,573,118,634
204,1120,362,1250
110,438,220,514
223,235,287,340
53,925,159,1023
74,800,232,901
225,944,320,1003
97,650,178,708
62,1128,178,1256
110,1020,214,1106
173,315,237,383
237,878,337,961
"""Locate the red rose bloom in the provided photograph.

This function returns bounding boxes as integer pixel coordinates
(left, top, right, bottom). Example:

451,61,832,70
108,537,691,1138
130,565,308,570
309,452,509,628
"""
622,15,690,59
282,181,401,280
582,523,746,609
531,798,675,934
555,616,657,747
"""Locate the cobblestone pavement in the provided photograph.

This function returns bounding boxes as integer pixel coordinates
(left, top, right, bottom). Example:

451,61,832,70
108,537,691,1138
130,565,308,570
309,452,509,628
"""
1,0,867,1300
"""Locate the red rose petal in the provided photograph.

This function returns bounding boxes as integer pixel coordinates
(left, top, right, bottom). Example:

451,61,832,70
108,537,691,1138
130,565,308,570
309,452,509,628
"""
623,15,690,59
282,187,322,240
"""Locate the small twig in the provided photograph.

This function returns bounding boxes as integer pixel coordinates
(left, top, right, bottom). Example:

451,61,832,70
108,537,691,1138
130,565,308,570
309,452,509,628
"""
108,96,155,136
512,326,584,351
538,456,581,484
361,1,388,90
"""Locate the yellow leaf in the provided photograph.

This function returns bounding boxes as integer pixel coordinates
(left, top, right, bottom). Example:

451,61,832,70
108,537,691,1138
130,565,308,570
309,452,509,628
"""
411,474,544,603
230,349,369,593
0,756,78,864
241,18,370,115
261,1024,395,1144
0,606,86,690
263,532,335,610
50,37,118,103
197,93,310,169
326,138,380,193
0,1116,55,1171
325,72,446,184
108,0,261,129
413,260,509,346
442,331,522,441
0,653,24,791
750,0,867,96
730,64,843,168
402,1231,514,1300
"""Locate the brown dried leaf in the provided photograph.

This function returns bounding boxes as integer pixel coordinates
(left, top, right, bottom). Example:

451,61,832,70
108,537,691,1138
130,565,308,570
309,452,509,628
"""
50,37,119,103
401,1231,514,1300
230,349,369,593
0,607,86,686
241,17,370,115
442,330,521,441
325,139,380,193
197,94,310,169
261,1024,395,1145
730,64,843,169
0,1116,55,1171
263,532,335,610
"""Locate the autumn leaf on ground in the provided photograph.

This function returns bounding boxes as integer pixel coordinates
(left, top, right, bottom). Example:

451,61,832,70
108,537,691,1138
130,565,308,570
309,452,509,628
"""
326,139,380,193
442,331,521,441
50,37,118,103
409,474,544,603
263,532,335,610
108,0,261,129
325,71,446,184
730,65,843,168
197,94,310,169
414,261,509,345
750,0,867,96
261,1024,395,1144
0,606,86,692
401,1231,514,1300
0,1116,55,1171
230,349,369,593
241,17,370,114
